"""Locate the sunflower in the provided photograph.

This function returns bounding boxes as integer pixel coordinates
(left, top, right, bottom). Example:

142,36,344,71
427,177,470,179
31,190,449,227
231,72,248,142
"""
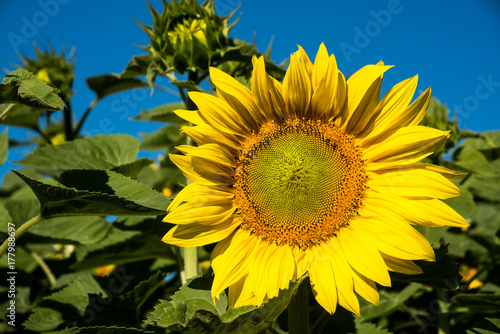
162,44,468,315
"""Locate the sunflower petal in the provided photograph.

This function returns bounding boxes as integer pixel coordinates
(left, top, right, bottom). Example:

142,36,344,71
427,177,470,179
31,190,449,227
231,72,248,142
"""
368,167,461,199
309,243,338,314
338,228,392,287
211,229,259,298
210,66,265,127
328,238,360,316
382,254,423,275
343,63,393,134
162,216,240,247
283,53,312,118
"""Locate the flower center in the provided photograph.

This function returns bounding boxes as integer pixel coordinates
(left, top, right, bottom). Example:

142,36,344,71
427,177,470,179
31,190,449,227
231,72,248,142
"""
234,119,367,249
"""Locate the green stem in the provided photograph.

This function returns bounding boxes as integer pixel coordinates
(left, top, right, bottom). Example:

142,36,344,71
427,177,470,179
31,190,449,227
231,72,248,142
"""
437,288,450,334
63,100,74,141
30,250,56,286
182,247,198,283
0,213,44,259
74,98,99,137
289,278,309,334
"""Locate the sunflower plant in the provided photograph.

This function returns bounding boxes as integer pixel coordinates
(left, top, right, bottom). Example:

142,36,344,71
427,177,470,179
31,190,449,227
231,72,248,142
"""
1,1,500,334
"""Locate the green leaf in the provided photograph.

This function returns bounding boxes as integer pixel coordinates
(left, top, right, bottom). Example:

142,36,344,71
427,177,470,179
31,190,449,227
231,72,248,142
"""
57,326,157,333
453,146,496,176
467,317,500,334
0,103,43,130
450,293,500,314
84,272,166,327
0,129,7,166
15,134,140,177
133,102,186,123
390,244,463,288
465,174,500,202
23,274,107,331
120,53,154,78
72,231,175,270
140,125,185,150
110,158,154,179
3,198,40,226
28,216,111,245
86,74,149,100
360,283,425,320
353,317,391,334
0,68,64,111
146,275,304,332
444,184,475,218
13,169,169,218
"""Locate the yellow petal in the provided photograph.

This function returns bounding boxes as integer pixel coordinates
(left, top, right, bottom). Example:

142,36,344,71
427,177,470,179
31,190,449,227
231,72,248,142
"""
382,254,423,275
182,124,241,153
210,66,264,127
165,200,236,225
343,64,393,134
368,167,461,199
295,45,314,78
311,45,343,120
162,216,239,247
363,126,449,167
328,238,360,316
228,275,258,308
365,189,468,228
351,217,435,261
283,53,312,118
176,143,236,167
174,109,206,125
189,91,251,136
251,56,285,120
351,269,379,306
167,183,233,212
170,153,233,186
358,75,419,140
309,243,338,314
338,228,391,287
211,229,259,298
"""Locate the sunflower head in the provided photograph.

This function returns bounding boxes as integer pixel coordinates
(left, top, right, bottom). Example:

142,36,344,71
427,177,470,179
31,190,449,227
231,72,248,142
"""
137,0,239,77
22,44,75,103
162,44,468,315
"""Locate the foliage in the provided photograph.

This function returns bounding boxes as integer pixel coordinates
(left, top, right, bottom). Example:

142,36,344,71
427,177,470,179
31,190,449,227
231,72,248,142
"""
1,1,499,333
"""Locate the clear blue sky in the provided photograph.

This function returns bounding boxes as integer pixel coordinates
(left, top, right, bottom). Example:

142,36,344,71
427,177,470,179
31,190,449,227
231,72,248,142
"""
1,0,500,178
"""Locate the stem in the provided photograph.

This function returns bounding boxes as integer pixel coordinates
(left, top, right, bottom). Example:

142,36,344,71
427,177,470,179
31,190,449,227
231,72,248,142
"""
289,278,309,334
182,247,198,283
74,98,99,137
0,213,44,258
437,288,450,334
310,310,331,334
30,250,56,286
63,100,74,140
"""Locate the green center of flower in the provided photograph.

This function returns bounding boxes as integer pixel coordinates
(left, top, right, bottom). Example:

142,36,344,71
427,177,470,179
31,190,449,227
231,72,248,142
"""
234,119,367,249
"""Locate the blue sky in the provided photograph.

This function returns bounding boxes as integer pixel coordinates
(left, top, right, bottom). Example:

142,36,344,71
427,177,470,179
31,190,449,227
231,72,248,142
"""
1,0,500,178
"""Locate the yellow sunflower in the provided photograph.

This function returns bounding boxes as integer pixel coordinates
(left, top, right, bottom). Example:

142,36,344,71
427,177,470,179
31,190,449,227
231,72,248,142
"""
162,44,468,315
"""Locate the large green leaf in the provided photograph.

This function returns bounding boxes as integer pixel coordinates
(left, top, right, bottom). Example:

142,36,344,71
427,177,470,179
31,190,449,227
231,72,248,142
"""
465,174,500,202
15,134,140,177
450,294,500,314
84,271,166,327
0,103,43,130
23,274,107,332
110,158,154,179
360,283,426,320
140,125,185,150
13,169,169,218
72,230,175,270
453,146,496,176
146,275,304,332
0,129,7,166
28,216,111,245
86,74,149,100
133,102,186,123
0,68,64,111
